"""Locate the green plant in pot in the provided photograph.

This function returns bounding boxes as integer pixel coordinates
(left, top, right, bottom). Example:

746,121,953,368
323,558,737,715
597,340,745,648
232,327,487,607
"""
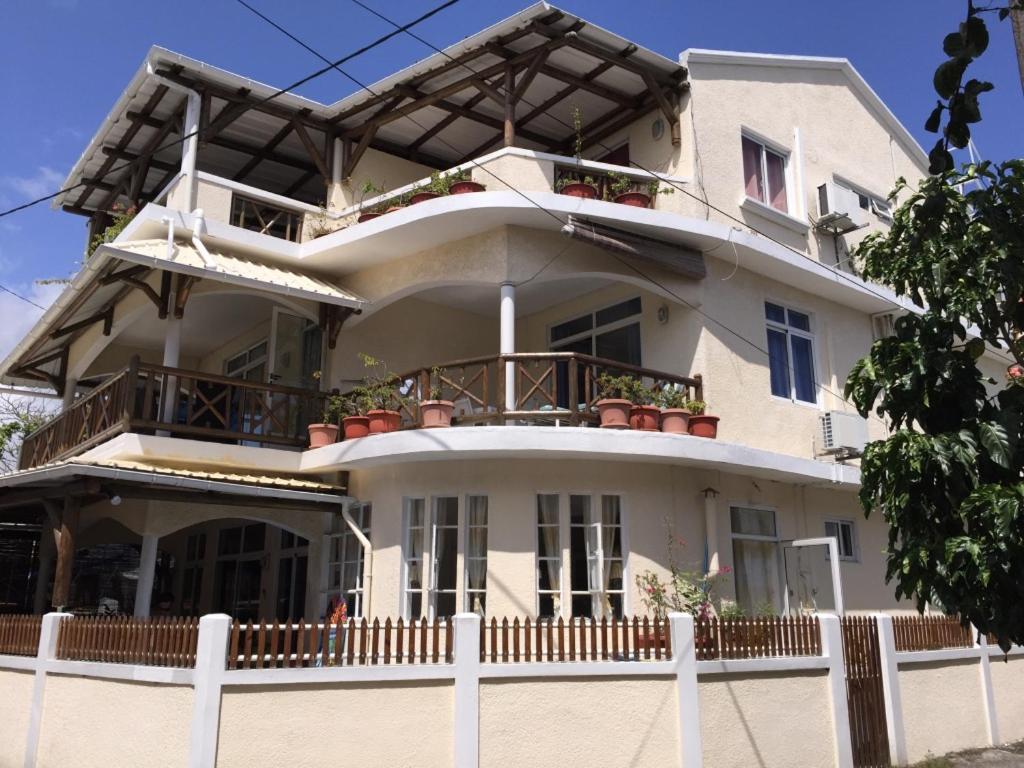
409,171,450,204
358,353,407,434
448,168,485,195
420,366,454,429
655,386,691,434
595,372,637,429
340,392,372,440
357,180,387,222
626,380,660,432
309,392,345,448
686,399,719,439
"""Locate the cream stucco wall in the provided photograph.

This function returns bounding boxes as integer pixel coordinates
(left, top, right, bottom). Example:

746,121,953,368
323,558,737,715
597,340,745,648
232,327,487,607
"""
0,669,34,767
330,146,436,210
479,677,679,768
989,655,1024,744
217,680,453,767
35,676,193,768
899,659,988,763
698,671,836,768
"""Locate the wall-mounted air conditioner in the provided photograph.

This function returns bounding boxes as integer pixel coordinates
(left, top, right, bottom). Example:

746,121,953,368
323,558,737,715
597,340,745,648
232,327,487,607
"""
820,410,868,455
817,182,869,231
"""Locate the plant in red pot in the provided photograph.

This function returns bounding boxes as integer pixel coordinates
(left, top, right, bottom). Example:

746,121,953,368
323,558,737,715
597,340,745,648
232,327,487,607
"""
628,381,660,431
356,180,386,223
448,169,485,195
409,171,450,204
420,366,454,428
556,174,599,199
686,400,720,439
655,386,691,434
308,392,343,448
595,372,635,429
340,393,371,440
358,353,405,434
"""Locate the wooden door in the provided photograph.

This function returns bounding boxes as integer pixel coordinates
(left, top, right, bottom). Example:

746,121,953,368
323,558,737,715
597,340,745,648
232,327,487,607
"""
841,616,890,768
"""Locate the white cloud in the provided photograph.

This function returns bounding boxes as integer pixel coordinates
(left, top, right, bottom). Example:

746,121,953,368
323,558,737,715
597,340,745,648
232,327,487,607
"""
2,167,65,201
0,281,64,362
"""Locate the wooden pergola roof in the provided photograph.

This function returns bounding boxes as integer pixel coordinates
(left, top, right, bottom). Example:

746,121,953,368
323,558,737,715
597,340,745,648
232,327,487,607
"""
55,3,687,216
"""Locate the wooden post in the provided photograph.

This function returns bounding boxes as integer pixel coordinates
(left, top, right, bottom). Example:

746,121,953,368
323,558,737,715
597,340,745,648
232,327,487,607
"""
503,67,516,147
51,497,79,610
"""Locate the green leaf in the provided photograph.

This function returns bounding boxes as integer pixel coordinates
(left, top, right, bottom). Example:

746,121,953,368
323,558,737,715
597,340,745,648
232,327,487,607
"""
928,140,953,174
962,16,989,57
943,32,966,57
924,103,944,133
965,338,985,359
934,58,968,99
979,422,1011,468
946,119,971,149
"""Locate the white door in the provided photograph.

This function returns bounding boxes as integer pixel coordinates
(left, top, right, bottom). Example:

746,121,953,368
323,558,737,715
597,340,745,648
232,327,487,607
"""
267,308,323,438
782,537,844,615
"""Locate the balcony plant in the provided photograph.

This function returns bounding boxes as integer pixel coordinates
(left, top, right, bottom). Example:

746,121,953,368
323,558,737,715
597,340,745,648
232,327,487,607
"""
654,386,691,434
595,372,635,429
358,353,406,434
409,171,451,204
686,399,720,439
340,393,371,440
420,366,454,428
308,393,344,448
607,173,674,208
356,180,387,223
448,169,485,195
627,381,660,432
557,105,599,200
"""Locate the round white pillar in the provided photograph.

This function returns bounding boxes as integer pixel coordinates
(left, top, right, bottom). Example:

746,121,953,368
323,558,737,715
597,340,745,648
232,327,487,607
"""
134,533,159,617
500,283,516,412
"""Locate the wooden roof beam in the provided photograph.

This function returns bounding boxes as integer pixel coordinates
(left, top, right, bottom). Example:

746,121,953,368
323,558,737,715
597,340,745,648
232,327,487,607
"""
198,89,253,147
50,305,114,341
207,135,317,174
100,146,178,173
232,112,304,182
291,118,331,181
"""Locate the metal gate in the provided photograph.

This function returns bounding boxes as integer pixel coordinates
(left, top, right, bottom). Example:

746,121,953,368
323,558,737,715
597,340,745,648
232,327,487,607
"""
841,616,890,768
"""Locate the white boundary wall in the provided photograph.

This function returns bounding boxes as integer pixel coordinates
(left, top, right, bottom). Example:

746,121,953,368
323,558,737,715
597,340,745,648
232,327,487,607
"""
0,612,1020,767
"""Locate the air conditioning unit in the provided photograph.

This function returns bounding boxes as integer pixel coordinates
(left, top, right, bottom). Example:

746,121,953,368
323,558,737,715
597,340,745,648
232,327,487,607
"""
820,410,868,455
817,182,869,231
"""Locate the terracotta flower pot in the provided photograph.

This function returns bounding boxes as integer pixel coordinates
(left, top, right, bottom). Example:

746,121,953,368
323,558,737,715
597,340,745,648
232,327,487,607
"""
409,191,441,204
559,182,598,199
420,400,454,428
308,423,339,448
614,191,652,208
367,409,401,434
385,205,405,213
688,415,720,439
342,416,370,440
630,405,660,431
449,180,485,194
357,212,381,223
597,399,632,429
660,408,691,434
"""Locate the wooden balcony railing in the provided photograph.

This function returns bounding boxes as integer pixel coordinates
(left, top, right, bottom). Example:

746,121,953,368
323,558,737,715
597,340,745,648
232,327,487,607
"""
392,352,702,428
18,356,325,469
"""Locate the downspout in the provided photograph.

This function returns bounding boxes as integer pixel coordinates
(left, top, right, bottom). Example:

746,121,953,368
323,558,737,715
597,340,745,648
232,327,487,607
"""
341,502,373,617
190,209,216,269
145,60,201,210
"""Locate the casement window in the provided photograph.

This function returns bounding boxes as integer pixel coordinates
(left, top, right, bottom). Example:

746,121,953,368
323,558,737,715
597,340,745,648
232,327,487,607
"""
326,503,372,617
765,302,818,405
402,496,489,619
742,135,789,213
824,519,858,561
224,340,268,382
275,530,309,622
214,522,266,622
730,506,781,615
835,179,892,223
549,297,642,366
536,493,626,619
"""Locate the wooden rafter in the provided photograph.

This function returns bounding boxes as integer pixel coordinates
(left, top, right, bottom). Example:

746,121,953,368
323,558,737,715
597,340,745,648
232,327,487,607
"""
98,264,149,286
232,115,301,182
283,169,318,198
50,305,114,340
199,89,253,147
512,49,550,103
319,304,360,350
291,118,330,181
100,147,177,173
173,274,198,319
208,135,317,175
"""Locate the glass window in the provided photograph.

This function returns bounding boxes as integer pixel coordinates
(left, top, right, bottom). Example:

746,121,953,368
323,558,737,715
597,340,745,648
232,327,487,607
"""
549,298,642,366
730,507,777,538
765,301,817,404
730,506,781,615
327,504,372,617
825,520,857,561
403,498,425,619
742,135,789,212
465,496,488,615
536,494,561,617
431,497,459,618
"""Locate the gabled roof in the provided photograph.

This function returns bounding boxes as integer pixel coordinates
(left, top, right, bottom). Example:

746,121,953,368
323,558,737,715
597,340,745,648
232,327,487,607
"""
681,49,929,171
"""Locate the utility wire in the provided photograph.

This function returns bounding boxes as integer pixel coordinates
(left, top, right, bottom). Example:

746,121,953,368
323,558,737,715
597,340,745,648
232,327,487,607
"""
0,0,462,220
0,284,46,311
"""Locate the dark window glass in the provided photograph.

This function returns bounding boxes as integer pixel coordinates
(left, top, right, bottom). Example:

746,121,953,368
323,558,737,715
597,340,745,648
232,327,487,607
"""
790,335,816,403
595,324,642,365
551,313,594,343
243,523,266,553
218,527,241,557
765,302,786,324
595,297,642,327
787,309,811,332
766,328,791,398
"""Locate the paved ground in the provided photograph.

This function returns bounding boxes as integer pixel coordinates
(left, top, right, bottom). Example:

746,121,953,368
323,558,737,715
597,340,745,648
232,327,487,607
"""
920,742,1024,767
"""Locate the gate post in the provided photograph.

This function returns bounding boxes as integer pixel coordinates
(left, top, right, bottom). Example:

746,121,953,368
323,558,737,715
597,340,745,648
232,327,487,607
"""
974,626,1000,746
876,615,908,765
820,614,854,768
668,613,703,768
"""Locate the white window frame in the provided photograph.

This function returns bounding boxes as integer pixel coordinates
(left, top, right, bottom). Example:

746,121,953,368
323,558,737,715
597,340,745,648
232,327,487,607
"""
765,300,821,408
401,497,427,619
463,495,488,615
325,502,371,618
535,493,563,618
728,504,784,614
429,496,460,620
224,338,269,380
535,491,629,619
548,296,643,361
741,130,795,215
824,519,859,562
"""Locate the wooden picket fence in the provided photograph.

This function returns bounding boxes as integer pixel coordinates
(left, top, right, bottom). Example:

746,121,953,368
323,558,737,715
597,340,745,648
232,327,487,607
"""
694,616,822,660
480,616,672,662
227,618,453,669
55,616,199,668
0,614,42,657
892,615,973,652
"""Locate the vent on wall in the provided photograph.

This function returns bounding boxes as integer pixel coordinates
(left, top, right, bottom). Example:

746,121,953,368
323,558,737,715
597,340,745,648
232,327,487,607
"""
820,411,868,456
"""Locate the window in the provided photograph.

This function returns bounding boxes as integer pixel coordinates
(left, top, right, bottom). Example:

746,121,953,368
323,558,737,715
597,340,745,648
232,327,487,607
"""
275,530,308,622
537,493,625,619
835,179,892,223
825,520,858,561
431,497,459,618
549,297,642,365
214,523,266,621
464,496,488,615
742,135,789,213
730,506,781,615
181,533,205,616
403,498,426,619
765,302,817,404
327,503,372,617
225,340,268,382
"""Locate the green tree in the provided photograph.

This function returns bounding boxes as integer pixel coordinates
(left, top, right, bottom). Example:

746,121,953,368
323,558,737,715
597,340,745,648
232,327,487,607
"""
845,3,1024,649
0,394,53,472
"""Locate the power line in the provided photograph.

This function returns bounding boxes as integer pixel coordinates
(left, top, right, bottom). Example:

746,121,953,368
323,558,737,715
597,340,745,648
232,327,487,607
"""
0,0,463,220
0,284,46,311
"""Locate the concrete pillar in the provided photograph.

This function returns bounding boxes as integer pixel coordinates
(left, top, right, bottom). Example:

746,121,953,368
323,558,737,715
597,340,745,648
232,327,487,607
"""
159,296,182,430
820,614,855,768
24,612,71,768
669,613,703,768
134,533,159,617
51,497,79,610
703,490,719,574
876,614,908,765
453,613,481,768
500,282,516,413
189,614,232,768
181,90,201,211
328,137,346,210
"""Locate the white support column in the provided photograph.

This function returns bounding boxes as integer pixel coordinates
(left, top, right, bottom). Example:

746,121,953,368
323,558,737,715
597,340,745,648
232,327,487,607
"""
702,491,719,574
819,614,854,768
453,612,481,768
134,533,159,617
976,626,1000,746
668,613,703,768
188,613,231,768
499,282,516,414
23,612,70,768
159,292,182,431
876,614,908,765
181,90,201,211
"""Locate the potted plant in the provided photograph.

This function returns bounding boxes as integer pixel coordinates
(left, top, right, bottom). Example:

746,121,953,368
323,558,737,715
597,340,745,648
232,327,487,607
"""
448,169,485,195
608,172,648,207
595,372,635,429
655,387,691,434
341,393,371,440
357,180,386,223
628,381,660,432
420,366,455,428
409,171,450,204
358,353,405,434
308,393,344,448
686,400,720,438
556,174,599,199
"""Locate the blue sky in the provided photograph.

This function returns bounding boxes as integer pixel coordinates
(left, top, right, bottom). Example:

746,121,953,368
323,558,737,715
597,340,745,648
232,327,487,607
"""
0,0,1020,354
